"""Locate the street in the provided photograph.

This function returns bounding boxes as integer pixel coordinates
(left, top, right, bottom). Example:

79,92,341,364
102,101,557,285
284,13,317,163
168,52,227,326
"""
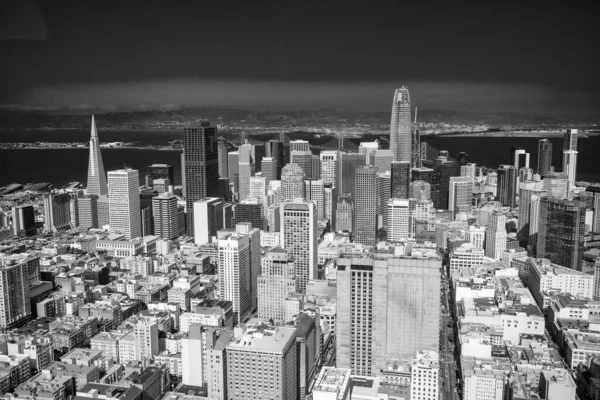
440,277,460,400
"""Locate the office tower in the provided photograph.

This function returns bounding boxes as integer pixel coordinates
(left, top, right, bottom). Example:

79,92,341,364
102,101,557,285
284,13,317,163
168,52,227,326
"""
311,155,321,180
433,155,458,210
261,157,277,183
323,185,336,224
146,164,175,187
97,196,110,227
586,187,600,233
257,247,298,324
320,150,339,187
266,204,280,232
511,147,530,170
152,178,171,193
564,128,578,151
449,176,473,214
336,255,441,376
281,163,305,201
248,176,267,205
43,192,72,232
140,188,158,236
543,172,569,199
107,169,141,240
228,151,239,192
336,194,354,233
355,166,379,246
265,139,285,179
218,229,252,321
373,149,394,173
388,199,410,241
290,140,313,178
390,87,412,162
290,139,310,152
378,171,391,231
86,115,108,196
337,153,367,200
516,178,545,244
305,180,324,220
0,257,37,329
359,140,379,164
485,211,507,260
78,195,98,229
537,197,586,271
184,122,220,236
226,324,298,400
280,199,317,292
217,137,229,179
412,168,441,207
181,324,204,386
562,150,578,191
233,200,265,230
410,180,431,201
152,192,178,240
194,198,224,245
238,143,255,201
412,199,435,238
528,193,543,256
391,161,411,199
461,163,476,183
181,153,186,198
497,165,518,208
68,190,82,228
538,139,553,177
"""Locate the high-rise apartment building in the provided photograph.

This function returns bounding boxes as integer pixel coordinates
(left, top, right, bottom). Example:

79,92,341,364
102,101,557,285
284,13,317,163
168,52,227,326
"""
511,148,530,170
517,179,545,244
390,87,412,162
537,139,553,178
43,192,72,232
86,115,108,196
377,171,391,231
485,211,507,260
152,192,179,240
354,166,379,246
108,169,141,240
337,153,367,200
281,163,305,202
226,324,297,400
449,176,474,214
305,180,324,220
391,161,411,199
218,229,252,322
388,199,410,241
564,128,578,152
134,318,159,361
184,122,219,236
320,150,339,187
537,197,586,271
562,150,578,191
0,256,39,329
337,255,441,376
194,198,224,245
336,194,354,233
257,247,298,324
280,199,317,292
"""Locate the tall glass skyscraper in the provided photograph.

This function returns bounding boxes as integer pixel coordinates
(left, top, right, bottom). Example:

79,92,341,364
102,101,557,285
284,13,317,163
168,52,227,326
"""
389,87,412,163
86,115,108,196
537,139,553,178
391,161,411,199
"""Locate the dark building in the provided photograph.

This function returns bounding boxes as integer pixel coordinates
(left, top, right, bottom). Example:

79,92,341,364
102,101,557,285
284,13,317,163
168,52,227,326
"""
83,265,110,285
432,154,457,210
146,164,174,187
266,140,285,179
183,122,220,236
337,153,367,201
12,205,36,237
140,188,158,236
497,165,518,209
455,152,470,175
537,197,586,271
293,313,318,400
232,202,265,231
537,139,553,178
77,195,99,229
411,167,442,209
391,161,411,199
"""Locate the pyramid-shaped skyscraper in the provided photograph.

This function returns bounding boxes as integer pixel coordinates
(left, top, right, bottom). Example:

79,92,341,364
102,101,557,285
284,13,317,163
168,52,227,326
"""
86,115,108,196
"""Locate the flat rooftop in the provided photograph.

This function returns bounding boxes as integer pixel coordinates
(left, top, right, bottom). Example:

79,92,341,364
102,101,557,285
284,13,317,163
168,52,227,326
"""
227,324,296,353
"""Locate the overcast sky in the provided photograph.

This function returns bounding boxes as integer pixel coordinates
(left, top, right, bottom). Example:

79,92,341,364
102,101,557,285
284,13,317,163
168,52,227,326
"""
1,0,598,114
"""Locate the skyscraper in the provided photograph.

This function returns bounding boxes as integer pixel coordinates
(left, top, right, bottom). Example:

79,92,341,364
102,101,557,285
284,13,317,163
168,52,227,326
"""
265,139,285,179
281,163,305,202
517,179,545,246
0,255,39,329
337,153,367,200
377,171,391,231
497,165,518,208
232,200,265,231
537,197,586,271
391,161,411,199
184,122,219,236
217,136,229,179
336,255,441,376
323,184,337,225
388,198,410,241
193,198,224,245
433,154,458,210
108,169,141,240
320,150,339,187
152,192,179,240
43,192,72,232
390,87,412,162
537,139,553,178
218,229,252,322
336,194,354,233
564,128,578,152
140,188,158,236
373,149,394,173
257,247,298,324
280,199,317,292
354,166,379,246
411,167,441,208
86,115,108,196
78,195,98,229
543,172,569,199
146,164,175,188
449,176,473,214
410,180,431,201
261,157,277,183
11,205,36,236
511,147,530,170
485,211,507,260
238,143,255,201
562,150,578,191
305,179,324,220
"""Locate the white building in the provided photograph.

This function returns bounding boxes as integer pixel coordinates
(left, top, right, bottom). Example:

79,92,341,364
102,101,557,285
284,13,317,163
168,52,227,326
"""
133,318,159,361
485,211,506,260
320,150,339,188
305,180,324,220
410,351,440,400
387,198,410,241
108,169,141,240
449,244,484,273
257,247,298,324
217,229,252,322
466,226,486,249
193,198,224,245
